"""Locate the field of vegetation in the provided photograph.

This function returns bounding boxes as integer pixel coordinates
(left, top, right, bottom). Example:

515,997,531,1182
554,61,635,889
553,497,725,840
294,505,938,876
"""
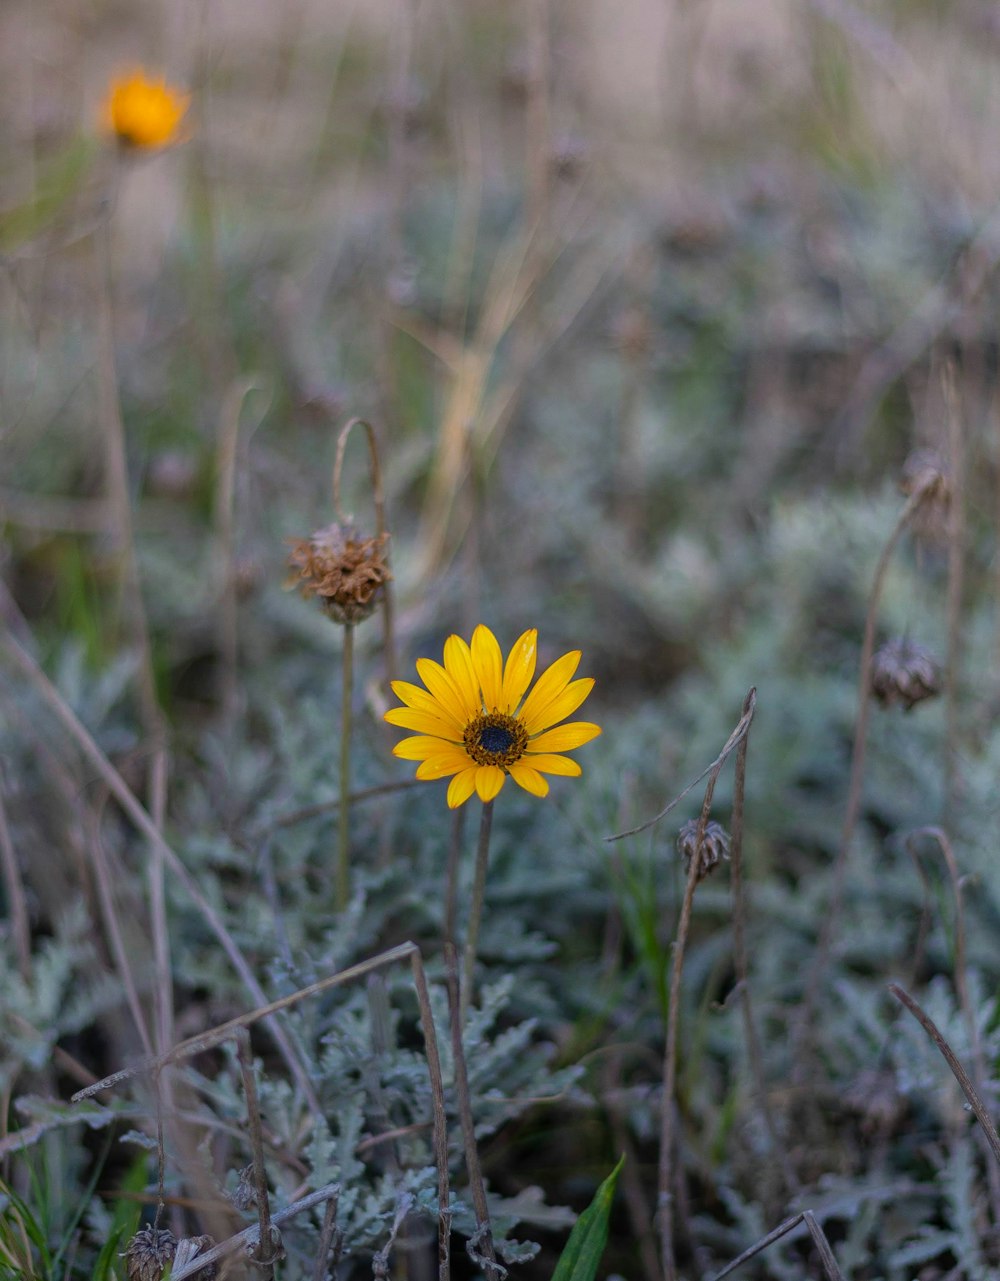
4,1,1000,1278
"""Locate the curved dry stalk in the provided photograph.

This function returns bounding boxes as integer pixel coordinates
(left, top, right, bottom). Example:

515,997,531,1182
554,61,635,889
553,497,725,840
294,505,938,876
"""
904,826,1000,1225
658,690,757,1281
213,375,272,722
941,365,965,828
795,473,943,1063
713,1208,845,1281
94,218,173,1056
333,416,397,682
890,982,1000,1170
169,1183,342,1281
729,691,797,1201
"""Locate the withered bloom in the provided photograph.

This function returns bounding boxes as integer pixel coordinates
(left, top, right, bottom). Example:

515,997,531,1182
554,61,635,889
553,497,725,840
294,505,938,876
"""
287,522,391,625
123,1226,177,1281
676,818,730,882
870,638,941,711
900,447,951,545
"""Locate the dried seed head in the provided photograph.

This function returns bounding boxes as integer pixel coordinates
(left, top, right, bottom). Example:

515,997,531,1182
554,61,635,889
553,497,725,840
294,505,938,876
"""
676,819,731,882
229,1162,258,1210
899,448,951,544
287,522,391,625
174,1235,217,1281
870,638,941,711
123,1225,177,1281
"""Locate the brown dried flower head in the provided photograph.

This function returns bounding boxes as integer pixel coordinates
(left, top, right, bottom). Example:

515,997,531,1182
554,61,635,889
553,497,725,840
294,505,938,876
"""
287,522,391,625
676,818,731,882
123,1225,177,1281
174,1235,217,1280
900,448,951,544
870,638,941,711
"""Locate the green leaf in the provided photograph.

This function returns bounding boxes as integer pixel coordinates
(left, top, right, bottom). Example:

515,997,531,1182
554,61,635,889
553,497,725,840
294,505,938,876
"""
551,1155,624,1281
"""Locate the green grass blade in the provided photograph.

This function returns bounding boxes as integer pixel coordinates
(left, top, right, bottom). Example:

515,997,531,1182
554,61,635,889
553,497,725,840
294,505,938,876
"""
550,1155,624,1281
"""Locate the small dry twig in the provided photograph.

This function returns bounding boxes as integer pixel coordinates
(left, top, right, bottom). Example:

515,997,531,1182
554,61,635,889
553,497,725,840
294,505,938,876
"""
237,1031,282,1275
890,982,1000,1170
713,1208,845,1280
444,943,503,1281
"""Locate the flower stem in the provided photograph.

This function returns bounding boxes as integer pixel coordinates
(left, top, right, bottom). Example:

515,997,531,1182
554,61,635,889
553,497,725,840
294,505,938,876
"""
337,623,354,911
461,800,494,1024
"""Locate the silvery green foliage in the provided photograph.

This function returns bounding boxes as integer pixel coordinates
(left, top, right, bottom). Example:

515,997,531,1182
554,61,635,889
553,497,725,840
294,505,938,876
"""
0,904,124,1092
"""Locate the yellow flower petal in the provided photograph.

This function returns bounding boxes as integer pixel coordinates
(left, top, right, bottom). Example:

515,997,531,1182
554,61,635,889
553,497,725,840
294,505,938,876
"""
392,735,454,761
415,753,468,780
526,722,602,753
508,761,550,797
384,707,463,741
447,768,479,809
524,678,595,734
390,680,464,728
501,629,537,713
443,635,483,717
471,625,504,712
518,650,581,733
475,764,506,802
522,753,582,777
415,658,470,725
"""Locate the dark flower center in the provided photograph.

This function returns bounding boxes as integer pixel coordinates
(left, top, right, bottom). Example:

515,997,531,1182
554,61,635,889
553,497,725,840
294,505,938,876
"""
464,712,528,768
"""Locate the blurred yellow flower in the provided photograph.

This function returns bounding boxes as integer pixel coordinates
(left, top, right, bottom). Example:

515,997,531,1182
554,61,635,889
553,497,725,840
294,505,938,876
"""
386,625,601,808
103,70,189,149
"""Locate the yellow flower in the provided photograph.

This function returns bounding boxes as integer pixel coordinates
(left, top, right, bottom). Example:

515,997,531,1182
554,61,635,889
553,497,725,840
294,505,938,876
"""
385,625,601,808
103,70,190,149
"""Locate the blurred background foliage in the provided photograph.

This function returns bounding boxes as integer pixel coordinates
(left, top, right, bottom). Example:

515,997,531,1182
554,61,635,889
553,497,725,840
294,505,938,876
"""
3,0,1000,1277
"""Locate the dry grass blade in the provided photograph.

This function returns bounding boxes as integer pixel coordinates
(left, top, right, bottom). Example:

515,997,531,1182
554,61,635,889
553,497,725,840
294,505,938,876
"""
889,983,1000,1169
658,689,757,1281
608,694,757,843
71,941,418,1098
169,1183,342,1281
712,1209,845,1280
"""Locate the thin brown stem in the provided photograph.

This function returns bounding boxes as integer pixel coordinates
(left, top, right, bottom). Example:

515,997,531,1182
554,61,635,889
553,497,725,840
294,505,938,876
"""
904,827,1000,1225
890,983,1000,1169
409,950,452,1281
169,1183,342,1281
942,364,965,829
337,622,354,911
444,805,467,948
213,376,270,722
729,691,796,1200
445,944,501,1281
461,800,494,1025
795,476,941,1061
237,1031,280,1275
71,940,420,1097
93,216,173,1056
310,1193,342,1281
333,416,398,681
658,692,758,1281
